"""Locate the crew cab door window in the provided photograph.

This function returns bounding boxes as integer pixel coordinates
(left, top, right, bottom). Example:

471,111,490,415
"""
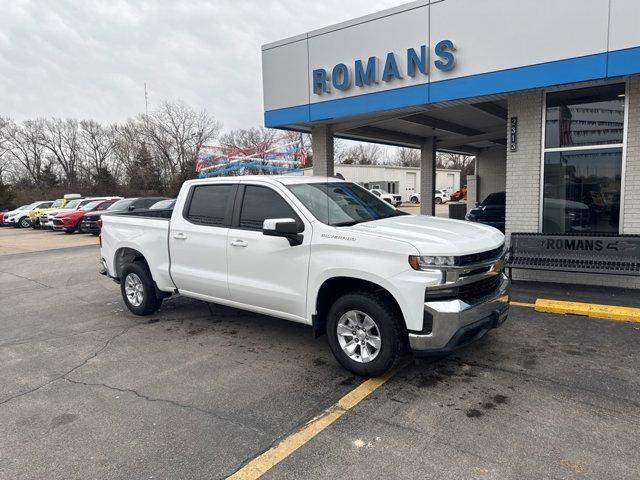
227,185,309,320
186,185,233,226
239,186,301,230
170,184,235,300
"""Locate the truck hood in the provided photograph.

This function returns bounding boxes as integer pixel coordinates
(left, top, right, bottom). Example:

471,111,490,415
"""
345,214,504,256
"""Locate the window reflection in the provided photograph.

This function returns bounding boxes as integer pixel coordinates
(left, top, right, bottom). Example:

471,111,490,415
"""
545,84,625,148
543,149,622,233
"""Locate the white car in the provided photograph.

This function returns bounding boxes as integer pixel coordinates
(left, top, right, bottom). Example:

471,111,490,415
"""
368,188,402,207
4,201,54,228
409,190,450,204
100,176,509,377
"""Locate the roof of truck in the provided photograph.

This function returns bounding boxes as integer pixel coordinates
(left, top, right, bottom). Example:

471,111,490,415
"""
186,175,347,186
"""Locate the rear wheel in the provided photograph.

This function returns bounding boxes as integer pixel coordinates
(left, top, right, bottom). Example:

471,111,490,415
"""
410,196,419,204
326,292,402,377
435,197,443,204
120,262,163,316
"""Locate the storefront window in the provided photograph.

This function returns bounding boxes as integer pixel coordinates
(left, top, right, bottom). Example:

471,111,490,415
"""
542,84,625,234
545,84,625,148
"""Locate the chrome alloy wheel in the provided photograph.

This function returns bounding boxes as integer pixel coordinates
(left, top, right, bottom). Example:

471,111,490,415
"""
124,272,144,307
337,310,382,363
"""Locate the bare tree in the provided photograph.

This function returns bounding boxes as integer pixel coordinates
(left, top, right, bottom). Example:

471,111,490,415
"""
337,142,382,165
40,118,82,186
395,147,420,167
79,120,117,177
1,119,48,184
142,101,222,185
112,120,142,182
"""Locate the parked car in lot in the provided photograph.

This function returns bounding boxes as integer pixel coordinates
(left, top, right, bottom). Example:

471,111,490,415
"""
80,197,167,234
466,192,506,232
53,199,119,233
451,185,468,201
149,198,176,210
40,197,118,229
409,190,451,204
100,176,509,377
368,187,402,207
5,201,54,228
28,193,82,228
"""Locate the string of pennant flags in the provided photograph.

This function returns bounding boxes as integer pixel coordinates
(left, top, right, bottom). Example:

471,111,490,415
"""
196,138,307,178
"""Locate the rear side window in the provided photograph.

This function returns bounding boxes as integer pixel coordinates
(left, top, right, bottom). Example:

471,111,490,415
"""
186,185,233,227
482,192,506,206
239,186,299,230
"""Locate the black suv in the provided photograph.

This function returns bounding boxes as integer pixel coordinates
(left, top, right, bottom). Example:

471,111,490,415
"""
80,197,167,234
465,192,506,232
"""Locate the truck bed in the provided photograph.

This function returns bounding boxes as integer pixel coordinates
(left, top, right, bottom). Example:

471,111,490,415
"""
100,211,175,292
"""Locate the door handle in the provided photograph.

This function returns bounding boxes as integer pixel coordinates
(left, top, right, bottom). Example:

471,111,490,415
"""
173,232,187,240
230,239,248,247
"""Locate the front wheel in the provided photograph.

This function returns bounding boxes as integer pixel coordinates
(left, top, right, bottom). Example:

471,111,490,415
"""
326,292,403,377
120,262,163,316
435,197,443,204
410,196,419,204
19,217,30,228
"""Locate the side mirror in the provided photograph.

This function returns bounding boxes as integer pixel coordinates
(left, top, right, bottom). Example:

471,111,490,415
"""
262,218,303,246
128,205,136,211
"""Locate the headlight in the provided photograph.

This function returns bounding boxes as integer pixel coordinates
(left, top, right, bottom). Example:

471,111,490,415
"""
409,255,455,270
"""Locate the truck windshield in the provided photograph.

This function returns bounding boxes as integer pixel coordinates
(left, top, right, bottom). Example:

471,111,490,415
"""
287,182,401,226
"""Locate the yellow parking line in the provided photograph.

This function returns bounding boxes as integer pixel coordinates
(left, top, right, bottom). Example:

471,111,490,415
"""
227,368,397,480
535,298,640,323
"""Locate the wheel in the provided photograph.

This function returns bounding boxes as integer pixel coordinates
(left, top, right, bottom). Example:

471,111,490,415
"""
19,217,30,228
326,292,403,377
92,231,100,236
410,196,419,204
435,197,443,204
120,262,163,316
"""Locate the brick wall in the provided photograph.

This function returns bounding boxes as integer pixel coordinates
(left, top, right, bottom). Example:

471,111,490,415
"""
624,76,640,235
506,91,542,235
506,85,640,289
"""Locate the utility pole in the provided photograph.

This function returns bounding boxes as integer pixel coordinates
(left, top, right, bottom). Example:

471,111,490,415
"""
144,82,149,118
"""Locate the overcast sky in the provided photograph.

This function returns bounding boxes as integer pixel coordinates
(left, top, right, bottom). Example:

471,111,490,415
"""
0,0,404,132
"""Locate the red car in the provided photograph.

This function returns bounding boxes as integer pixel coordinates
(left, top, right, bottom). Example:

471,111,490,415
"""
0,211,4,226
52,199,118,233
451,185,468,202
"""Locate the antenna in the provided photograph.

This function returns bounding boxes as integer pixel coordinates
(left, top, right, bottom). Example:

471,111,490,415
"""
144,82,149,117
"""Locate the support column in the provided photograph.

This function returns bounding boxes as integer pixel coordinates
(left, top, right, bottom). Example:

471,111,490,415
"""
311,125,334,177
420,137,436,215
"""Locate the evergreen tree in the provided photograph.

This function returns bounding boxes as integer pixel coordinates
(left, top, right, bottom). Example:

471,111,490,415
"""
0,180,15,209
129,142,162,195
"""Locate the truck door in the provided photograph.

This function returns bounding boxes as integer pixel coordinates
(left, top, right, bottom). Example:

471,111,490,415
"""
226,184,311,321
169,183,235,300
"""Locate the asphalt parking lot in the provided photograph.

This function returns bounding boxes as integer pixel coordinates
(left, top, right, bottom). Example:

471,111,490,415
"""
1,228,639,479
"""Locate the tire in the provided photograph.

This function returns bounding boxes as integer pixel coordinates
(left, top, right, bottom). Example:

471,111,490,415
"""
64,228,75,234
410,196,419,204
326,291,403,377
435,197,443,204
120,262,163,316
19,217,30,228
92,231,100,236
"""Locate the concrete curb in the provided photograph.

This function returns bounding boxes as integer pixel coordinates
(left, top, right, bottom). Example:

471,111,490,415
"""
535,299,640,323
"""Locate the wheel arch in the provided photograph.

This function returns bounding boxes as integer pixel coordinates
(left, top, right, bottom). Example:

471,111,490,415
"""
312,275,406,338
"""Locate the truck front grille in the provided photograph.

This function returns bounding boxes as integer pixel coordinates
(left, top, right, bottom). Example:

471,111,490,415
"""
457,245,504,266
457,275,502,303
425,274,502,303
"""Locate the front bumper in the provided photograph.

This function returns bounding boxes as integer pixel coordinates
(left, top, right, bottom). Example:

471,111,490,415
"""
80,220,100,233
409,274,510,354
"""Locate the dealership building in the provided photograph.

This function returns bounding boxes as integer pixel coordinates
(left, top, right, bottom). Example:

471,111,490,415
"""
261,0,640,288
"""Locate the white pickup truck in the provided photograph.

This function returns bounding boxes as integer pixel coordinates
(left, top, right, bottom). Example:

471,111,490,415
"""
100,176,509,376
